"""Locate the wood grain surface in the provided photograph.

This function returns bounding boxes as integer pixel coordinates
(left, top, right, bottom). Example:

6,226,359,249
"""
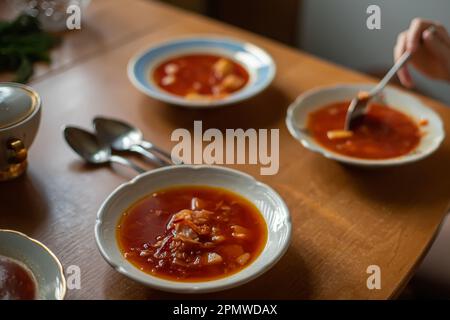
1,0,449,300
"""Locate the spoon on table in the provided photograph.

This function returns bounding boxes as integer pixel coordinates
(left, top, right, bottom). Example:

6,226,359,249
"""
63,126,147,174
93,117,175,166
344,25,436,130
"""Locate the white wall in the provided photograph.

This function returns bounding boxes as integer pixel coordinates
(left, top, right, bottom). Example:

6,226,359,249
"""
298,0,450,105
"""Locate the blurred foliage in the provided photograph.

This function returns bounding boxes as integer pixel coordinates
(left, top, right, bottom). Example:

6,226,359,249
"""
0,14,60,83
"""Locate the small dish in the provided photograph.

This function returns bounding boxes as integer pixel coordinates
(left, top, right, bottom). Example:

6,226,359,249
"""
286,84,445,167
95,165,291,293
128,36,276,108
0,229,66,300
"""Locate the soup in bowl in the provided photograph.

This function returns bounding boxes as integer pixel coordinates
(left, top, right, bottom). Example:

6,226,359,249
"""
286,84,445,167
0,230,66,300
153,54,250,100
95,165,291,293
117,185,268,282
128,36,276,108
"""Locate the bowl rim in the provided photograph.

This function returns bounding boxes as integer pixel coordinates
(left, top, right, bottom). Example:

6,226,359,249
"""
95,165,292,293
286,83,446,167
0,229,67,300
127,34,276,108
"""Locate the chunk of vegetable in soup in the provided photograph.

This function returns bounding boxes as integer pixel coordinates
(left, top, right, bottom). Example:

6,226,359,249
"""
117,186,267,282
0,256,37,300
307,102,421,159
153,54,249,99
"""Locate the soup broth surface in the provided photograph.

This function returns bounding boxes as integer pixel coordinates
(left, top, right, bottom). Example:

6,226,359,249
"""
307,101,422,159
117,186,267,282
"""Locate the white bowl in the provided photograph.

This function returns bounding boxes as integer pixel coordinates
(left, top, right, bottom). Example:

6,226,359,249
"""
286,84,445,167
0,229,66,300
128,36,276,108
95,165,291,293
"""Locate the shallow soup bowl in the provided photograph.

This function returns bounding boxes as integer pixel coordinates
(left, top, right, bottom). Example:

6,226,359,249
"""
95,165,291,294
286,84,445,167
0,229,66,300
128,36,276,108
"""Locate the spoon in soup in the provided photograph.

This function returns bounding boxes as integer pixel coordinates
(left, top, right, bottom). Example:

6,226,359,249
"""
93,117,175,166
63,126,146,173
344,25,436,130
343,52,412,130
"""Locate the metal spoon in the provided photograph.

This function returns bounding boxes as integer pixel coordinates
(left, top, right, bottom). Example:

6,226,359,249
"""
93,117,173,166
63,126,146,174
344,25,436,130
344,50,412,130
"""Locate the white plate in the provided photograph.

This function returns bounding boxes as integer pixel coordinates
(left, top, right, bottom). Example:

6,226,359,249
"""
128,36,276,108
286,84,445,167
0,229,66,300
95,165,291,293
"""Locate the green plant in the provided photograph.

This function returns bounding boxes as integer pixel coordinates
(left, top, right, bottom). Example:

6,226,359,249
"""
0,14,60,83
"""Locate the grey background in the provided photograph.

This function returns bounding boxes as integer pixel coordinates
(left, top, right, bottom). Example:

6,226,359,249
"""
298,0,450,105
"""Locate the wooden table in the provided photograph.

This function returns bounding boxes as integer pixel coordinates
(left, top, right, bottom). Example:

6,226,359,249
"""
1,0,450,300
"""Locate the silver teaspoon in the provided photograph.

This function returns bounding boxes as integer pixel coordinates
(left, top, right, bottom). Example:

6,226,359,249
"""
93,117,173,166
63,126,146,174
